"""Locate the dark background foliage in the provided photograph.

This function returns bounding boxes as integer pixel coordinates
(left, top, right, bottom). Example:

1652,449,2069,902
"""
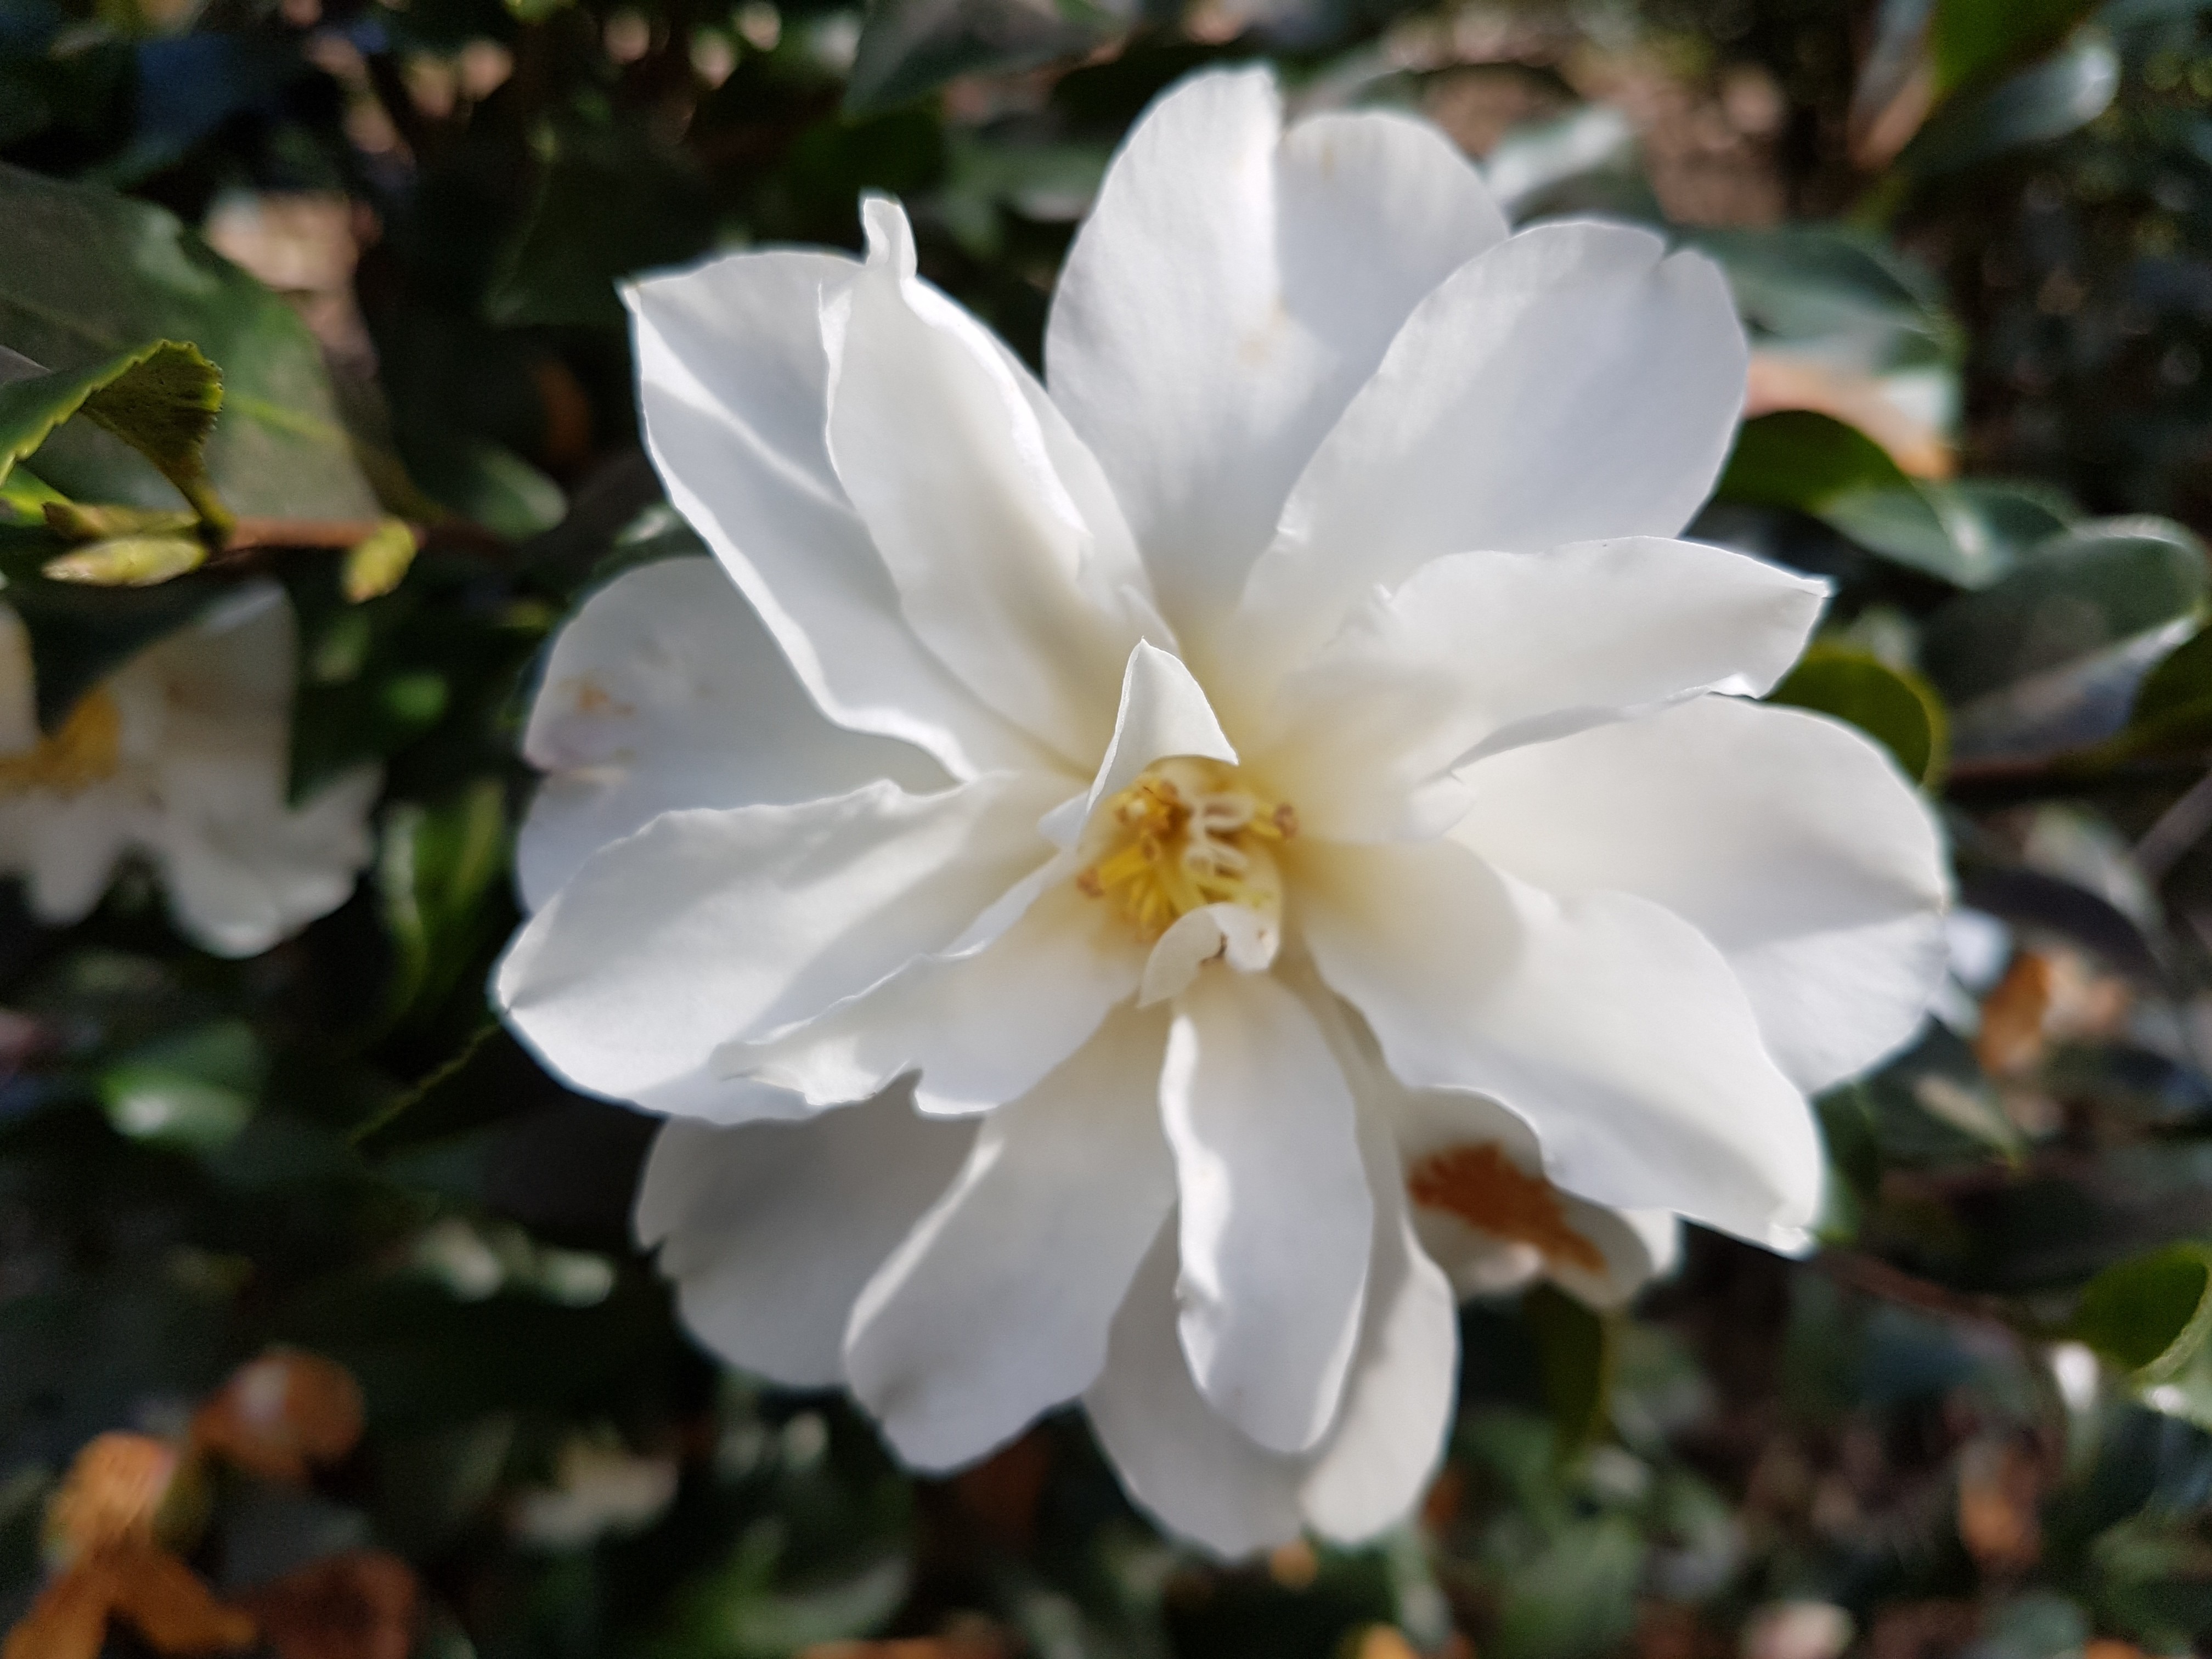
7,0,2212,1655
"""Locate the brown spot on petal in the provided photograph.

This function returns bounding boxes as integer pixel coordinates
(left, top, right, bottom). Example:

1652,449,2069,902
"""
1407,1143,1606,1275
568,676,631,719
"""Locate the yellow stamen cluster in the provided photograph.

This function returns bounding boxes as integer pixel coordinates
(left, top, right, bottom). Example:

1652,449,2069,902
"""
0,691,122,797
1075,757,1295,940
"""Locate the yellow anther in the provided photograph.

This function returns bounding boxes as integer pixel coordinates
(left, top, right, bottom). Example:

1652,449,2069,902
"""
1074,757,1293,942
0,691,122,797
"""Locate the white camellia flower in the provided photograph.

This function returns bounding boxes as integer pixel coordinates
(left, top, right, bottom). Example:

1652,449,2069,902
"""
0,582,379,957
496,68,1949,1554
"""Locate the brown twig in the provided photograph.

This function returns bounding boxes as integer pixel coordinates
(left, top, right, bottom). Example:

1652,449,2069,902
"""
1818,1247,2027,1335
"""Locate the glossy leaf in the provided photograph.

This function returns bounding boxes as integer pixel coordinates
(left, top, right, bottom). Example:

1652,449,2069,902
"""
1931,0,2100,95
486,123,716,330
0,164,376,521
1918,517,2209,703
2074,1244,2212,1381
846,0,1125,114
0,341,227,533
1905,29,2120,174
1770,645,1950,783
1524,1284,1616,1459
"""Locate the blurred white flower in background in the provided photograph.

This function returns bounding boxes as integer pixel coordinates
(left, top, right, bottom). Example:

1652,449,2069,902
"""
0,582,377,957
496,67,1949,1553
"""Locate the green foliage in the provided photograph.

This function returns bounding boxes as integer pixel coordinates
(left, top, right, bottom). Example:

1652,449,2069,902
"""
1770,645,1950,782
0,166,375,521
2,0,2212,1656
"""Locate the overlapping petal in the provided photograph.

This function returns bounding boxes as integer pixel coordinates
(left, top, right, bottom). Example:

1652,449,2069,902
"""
629,249,1047,778
826,200,1163,770
1085,1109,1455,1555
1296,837,1823,1246
1453,696,1949,1092
843,1004,1175,1469
717,878,1146,1116
1161,969,1372,1454
498,772,1066,1119
1250,539,1826,840
1234,221,1748,673
516,557,944,910
636,1089,977,1387
1046,68,1507,633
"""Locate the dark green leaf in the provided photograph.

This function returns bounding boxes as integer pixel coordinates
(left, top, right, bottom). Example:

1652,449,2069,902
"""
1932,0,2100,95
99,1019,265,1152
486,123,717,330
1719,412,2005,584
2120,624,2212,753
1919,517,2208,703
0,340,227,531
1523,1283,1615,1459
846,0,1122,114
379,781,510,1025
2074,1243,2212,1379
1770,645,1950,783
0,163,376,521
1905,29,2120,174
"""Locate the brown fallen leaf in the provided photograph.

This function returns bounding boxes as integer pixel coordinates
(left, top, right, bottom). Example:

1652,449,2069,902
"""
191,1350,366,1484
43,1432,179,1563
1957,1436,2044,1575
239,1549,420,1659
5,1542,255,1659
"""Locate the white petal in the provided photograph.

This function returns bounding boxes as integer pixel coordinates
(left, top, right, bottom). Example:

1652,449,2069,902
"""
1084,642,1237,820
1084,1105,1457,1556
629,250,1046,778
1546,1204,1680,1311
1235,222,1749,672
723,877,1146,1116
843,1003,1175,1470
1084,1226,1305,1556
1138,902,1279,1007
516,557,944,910
1251,539,1827,842
130,586,376,956
1161,969,1370,1454
9,793,131,924
825,200,1160,770
154,764,381,958
496,772,1064,1119
1046,68,1506,634
1296,838,1822,1246
636,1088,976,1387
1454,696,1950,1093
1294,1107,1458,1544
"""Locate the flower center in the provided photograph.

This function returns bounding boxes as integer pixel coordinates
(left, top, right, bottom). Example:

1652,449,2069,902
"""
1074,757,1296,941
0,691,122,797
1407,1143,1605,1274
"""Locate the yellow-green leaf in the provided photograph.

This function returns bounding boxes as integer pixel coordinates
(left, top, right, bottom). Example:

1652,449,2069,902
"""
42,534,208,588
341,518,421,603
